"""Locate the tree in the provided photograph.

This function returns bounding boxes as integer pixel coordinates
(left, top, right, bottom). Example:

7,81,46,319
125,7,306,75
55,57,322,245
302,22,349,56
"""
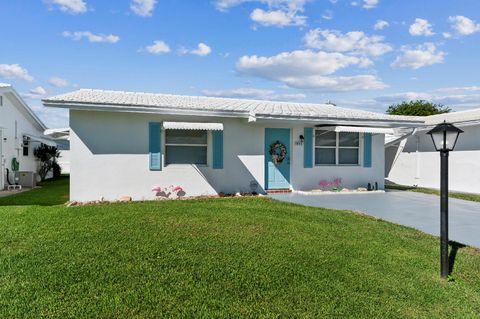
34,144,60,181
386,100,451,116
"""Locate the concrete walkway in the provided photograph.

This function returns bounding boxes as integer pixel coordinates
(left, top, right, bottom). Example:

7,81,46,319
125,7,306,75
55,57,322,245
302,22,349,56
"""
270,191,480,249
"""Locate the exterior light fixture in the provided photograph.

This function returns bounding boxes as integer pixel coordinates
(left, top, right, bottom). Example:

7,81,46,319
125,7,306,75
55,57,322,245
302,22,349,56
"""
427,121,463,279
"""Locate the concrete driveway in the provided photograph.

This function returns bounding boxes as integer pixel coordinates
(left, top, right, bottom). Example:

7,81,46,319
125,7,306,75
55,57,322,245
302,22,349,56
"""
270,191,480,249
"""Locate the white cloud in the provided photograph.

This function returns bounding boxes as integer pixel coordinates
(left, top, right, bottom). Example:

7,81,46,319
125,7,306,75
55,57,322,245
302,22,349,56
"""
391,43,445,69
363,0,379,9
442,32,452,39
336,85,480,113
374,20,389,30
130,0,157,17
237,50,363,77
214,0,307,12
0,64,34,82
47,0,87,14
202,88,306,101
62,31,120,43
277,75,386,91
375,92,432,103
190,43,212,56
215,0,307,27
436,86,480,93
236,50,386,91
250,8,306,27
179,43,212,56
375,88,480,110
321,10,333,20
409,18,435,36
448,15,480,36
49,76,69,87
143,40,171,54
23,86,47,100
304,29,392,57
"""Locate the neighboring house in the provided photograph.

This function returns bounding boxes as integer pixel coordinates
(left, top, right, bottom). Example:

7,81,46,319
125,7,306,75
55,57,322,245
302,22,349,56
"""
43,89,423,202
386,109,480,193
0,84,55,190
45,128,71,174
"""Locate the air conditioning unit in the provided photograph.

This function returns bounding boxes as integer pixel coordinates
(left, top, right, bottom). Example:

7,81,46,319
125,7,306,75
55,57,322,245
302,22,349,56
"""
17,171,37,188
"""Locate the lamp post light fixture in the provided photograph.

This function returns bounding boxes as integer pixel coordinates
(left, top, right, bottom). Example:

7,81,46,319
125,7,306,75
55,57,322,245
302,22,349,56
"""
427,122,463,279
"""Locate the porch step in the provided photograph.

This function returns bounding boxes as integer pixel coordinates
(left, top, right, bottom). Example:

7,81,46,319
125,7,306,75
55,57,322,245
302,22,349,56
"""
266,189,292,194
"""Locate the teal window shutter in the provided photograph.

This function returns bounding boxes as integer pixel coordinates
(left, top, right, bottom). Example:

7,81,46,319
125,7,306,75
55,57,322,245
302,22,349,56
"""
149,122,162,170
304,127,313,168
212,130,224,169
363,133,372,168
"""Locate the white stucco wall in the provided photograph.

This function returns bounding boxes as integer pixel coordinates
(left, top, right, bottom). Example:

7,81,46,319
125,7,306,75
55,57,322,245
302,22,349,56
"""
386,124,480,193
0,92,45,189
70,109,386,202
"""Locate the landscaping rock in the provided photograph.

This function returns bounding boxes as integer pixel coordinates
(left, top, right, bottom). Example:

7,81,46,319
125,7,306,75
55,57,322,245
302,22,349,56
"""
357,187,368,192
341,188,351,192
66,201,78,207
119,196,132,202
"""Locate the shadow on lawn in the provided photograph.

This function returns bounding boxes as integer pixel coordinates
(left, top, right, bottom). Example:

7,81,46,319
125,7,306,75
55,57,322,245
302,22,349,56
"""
449,241,467,275
0,176,69,207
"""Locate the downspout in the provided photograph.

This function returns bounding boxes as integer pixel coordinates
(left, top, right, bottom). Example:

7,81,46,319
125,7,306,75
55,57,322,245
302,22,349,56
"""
415,134,421,186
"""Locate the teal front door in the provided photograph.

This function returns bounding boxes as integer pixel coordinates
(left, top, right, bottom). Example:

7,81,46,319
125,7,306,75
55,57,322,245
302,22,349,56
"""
265,128,291,190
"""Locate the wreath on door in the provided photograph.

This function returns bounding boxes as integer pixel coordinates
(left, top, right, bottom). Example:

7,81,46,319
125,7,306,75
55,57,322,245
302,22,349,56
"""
269,141,287,165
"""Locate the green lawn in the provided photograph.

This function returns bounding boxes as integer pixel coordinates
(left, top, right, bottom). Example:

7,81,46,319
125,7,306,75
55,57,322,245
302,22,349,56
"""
0,175,69,206
386,184,480,203
1,179,480,318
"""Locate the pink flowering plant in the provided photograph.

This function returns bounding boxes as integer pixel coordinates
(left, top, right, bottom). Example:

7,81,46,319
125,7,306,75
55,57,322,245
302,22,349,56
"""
152,185,185,199
318,177,342,191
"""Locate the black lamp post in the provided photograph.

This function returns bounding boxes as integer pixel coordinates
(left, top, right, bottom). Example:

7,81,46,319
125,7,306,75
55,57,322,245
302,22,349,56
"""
427,122,463,278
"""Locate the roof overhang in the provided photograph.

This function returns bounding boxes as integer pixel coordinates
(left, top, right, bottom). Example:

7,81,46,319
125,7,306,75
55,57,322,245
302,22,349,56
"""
44,128,70,140
163,122,223,131
42,101,425,128
23,134,57,146
2,85,47,131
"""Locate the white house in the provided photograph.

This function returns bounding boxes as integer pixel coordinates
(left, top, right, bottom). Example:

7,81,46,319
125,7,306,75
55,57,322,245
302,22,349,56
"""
386,109,480,194
43,89,423,202
0,84,55,190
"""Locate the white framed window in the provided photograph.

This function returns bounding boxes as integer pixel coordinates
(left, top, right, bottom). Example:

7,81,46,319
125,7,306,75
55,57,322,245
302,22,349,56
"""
22,136,29,156
165,129,208,165
315,130,360,166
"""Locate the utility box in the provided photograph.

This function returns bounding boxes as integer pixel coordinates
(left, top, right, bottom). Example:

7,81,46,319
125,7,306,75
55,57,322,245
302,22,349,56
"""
17,171,37,188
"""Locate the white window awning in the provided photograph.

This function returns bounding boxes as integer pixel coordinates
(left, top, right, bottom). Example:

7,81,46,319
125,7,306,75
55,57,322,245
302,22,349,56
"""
162,122,224,131
23,134,57,146
327,126,394,135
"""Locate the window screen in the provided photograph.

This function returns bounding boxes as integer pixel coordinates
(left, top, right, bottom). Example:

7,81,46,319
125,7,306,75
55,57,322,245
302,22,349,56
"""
314,130,360,165
165,130,207,165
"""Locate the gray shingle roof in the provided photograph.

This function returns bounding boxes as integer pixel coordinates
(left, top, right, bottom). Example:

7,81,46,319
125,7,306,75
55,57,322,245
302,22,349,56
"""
43,88,423,124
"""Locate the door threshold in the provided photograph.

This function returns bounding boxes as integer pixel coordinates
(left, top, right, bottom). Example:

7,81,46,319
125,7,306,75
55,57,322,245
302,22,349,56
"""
266,189,292,194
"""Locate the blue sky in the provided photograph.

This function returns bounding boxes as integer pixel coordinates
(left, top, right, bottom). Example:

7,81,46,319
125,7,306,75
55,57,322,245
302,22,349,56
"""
1,0,480,127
